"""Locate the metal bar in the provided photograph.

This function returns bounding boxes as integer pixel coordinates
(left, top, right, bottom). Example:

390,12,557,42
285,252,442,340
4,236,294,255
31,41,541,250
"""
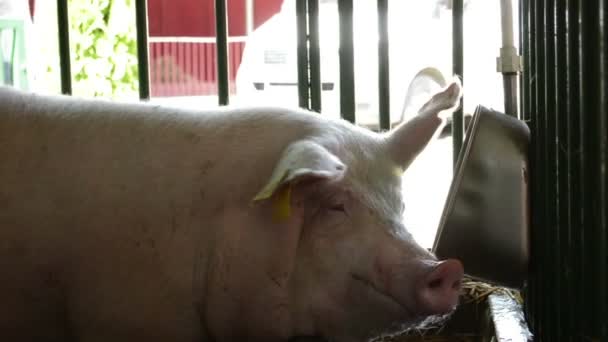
338,0,355,123
308,0,322,113
577,0,594,336
245,0,254,35
296,0,309,110
534,0,548,336
377,0,390,131
598,2,608,340
554,0,572,340
214,0,230,105
543,0,560,339
451,0,464,166
135,0,150,100
566,1,583,338
519,0,533,328
581,0,603,338
56,0,72,95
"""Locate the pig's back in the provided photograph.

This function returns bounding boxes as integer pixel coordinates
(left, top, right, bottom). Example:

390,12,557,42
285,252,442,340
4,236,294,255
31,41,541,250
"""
0,86,323,341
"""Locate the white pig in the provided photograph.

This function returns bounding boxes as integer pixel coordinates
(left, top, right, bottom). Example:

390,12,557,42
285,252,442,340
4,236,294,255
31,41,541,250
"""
0,78,464,341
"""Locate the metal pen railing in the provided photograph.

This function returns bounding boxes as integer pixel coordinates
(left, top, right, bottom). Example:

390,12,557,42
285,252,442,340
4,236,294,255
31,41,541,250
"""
521,0,607,340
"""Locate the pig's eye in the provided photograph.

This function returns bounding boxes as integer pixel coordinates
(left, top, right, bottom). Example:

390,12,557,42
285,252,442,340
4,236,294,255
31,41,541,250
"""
329,204,346,213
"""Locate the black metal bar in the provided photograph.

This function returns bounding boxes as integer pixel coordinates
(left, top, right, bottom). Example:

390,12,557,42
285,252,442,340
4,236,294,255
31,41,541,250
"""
519,0,533,329
451,0,464,167
135,0,150,100
543,0,560,339
338,0,355,123
581,0,603,338
377,0,390,131
554,0,572,340
56,0,72,95
598,2,608,340
566,1,583,339
308,0,321,113
534,0,548,337
214,0,229,105
296,0,309,110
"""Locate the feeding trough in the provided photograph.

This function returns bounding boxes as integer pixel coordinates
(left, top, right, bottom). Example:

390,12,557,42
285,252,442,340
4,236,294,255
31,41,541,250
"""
432,105,531,289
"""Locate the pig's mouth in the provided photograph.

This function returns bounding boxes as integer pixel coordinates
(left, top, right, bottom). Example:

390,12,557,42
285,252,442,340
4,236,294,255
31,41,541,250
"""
350,273,415,318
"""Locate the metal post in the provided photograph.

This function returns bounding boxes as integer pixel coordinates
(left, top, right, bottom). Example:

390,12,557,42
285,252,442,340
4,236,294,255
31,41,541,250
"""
308,0,322,113
451,0,464,166
56,0,72,95
245,0,254,35
296,0,309,109
377,0,390,131
214,0,229,105
338,0,355,123
135,0,150,100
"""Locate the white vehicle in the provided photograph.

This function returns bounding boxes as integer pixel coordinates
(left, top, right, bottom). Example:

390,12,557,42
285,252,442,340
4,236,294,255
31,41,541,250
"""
235,0,460,129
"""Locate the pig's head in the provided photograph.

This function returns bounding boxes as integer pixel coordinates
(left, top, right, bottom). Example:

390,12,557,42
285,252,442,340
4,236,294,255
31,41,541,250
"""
253,80,464,341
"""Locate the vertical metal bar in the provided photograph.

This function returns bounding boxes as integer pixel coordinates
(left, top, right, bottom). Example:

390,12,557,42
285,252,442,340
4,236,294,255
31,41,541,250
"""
308,0,322,113
56,0,72,95
543,0,560,339
566,1,583,339
377,0,390,131
581,0,603,339
554,0,572,340
519,0,532,327
245,0,255,35
598,2,608,340
527,0,543,336
215,0,229,105
296,0,310,109
338,0,355,123
451,0,464,166
135,0,150,100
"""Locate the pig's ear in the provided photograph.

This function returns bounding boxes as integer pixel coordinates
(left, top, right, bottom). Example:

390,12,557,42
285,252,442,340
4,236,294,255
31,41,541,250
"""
252,140,347,202
387,78,462,171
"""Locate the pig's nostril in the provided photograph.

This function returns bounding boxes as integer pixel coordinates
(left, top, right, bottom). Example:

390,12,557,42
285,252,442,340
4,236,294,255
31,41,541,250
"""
428,278,443,289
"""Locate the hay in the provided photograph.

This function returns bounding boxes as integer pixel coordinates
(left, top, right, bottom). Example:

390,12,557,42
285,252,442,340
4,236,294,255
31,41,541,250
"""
372,277,523,341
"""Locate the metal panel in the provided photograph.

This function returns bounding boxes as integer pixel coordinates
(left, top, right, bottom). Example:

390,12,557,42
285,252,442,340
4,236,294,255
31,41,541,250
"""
522,0,608,340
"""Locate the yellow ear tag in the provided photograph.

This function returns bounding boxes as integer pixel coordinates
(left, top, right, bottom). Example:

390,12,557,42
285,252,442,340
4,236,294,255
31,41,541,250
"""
272,185,292,222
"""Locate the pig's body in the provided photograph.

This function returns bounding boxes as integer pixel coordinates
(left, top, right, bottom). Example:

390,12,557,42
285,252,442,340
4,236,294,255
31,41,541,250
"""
0,81,464,342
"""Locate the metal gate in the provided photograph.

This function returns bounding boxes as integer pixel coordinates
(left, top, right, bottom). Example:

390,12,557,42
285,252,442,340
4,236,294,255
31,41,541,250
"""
54,0,468,165
520,0,607,341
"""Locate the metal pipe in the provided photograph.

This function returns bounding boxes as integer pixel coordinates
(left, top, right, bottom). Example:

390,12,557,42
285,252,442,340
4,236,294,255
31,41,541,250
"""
296,0,309,109
499,0,521,117
377,0,390,131
452,0,464,166
338,0,355,123
214,0,229,105
56,0,72,95
245,0,254,35
308,0,322,113
135,0,150,100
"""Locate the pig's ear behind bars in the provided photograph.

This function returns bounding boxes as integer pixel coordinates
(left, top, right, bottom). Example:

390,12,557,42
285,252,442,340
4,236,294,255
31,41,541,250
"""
252,140,347,202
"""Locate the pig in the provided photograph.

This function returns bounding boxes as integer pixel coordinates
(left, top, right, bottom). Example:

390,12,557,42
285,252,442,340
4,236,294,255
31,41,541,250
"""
0,77,464,342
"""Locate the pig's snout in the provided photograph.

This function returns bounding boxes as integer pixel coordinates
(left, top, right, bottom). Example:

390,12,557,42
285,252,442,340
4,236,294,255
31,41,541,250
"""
417,259,464,315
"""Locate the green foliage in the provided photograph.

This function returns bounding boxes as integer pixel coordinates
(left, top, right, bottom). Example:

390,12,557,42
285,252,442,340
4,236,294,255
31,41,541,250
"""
69,0,139,99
